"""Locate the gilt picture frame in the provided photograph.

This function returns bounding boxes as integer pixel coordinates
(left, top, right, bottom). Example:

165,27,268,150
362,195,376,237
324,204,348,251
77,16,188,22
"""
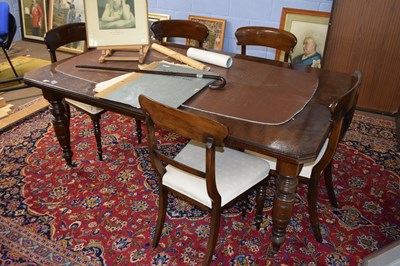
48,0,86,54
19,0,48,41
148,12,170,42
187,15,226,51
277,8,330,66
84,0,150,48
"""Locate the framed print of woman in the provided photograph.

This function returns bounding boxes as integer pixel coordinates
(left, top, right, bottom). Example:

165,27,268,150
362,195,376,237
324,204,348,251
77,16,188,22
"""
277,8,330,67
292,36,322,68
85,0,149,48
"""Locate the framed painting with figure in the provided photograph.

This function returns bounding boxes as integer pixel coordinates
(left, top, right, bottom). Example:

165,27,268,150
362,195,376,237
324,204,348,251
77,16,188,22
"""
187,15,226,51
48,0,86,54
148,12,170,42
84,0,149,48
277,8,330,68
19,0,48,41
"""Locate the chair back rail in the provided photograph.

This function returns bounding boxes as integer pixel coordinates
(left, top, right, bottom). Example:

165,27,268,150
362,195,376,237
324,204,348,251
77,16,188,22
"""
151,19,209,48
235,26,297,62
139,94,228,145
139,94,228,178
44,22,87,63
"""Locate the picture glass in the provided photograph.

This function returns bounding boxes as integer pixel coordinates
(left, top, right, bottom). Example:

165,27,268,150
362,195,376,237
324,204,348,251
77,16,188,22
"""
85,0,149,48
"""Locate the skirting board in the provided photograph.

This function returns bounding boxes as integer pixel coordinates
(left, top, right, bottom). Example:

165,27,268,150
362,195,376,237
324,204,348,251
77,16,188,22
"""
363,239,400,266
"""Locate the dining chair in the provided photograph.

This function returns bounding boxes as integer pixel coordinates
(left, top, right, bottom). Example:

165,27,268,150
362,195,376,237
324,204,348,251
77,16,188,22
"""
150,19,209,48
139,95,270,265
0,2,18,78
235,26,297,62
249,70,362,242
44,22,142,161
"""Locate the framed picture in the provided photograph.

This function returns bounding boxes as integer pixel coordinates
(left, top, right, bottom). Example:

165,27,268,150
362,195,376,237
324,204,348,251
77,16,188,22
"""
277,8,330,68
19,0,48,41
187,15,226,51
48,0,86,54
148,12,170,42
84,0,150,48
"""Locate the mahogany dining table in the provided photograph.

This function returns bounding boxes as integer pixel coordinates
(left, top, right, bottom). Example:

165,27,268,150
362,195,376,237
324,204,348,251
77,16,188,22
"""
23,44,354,256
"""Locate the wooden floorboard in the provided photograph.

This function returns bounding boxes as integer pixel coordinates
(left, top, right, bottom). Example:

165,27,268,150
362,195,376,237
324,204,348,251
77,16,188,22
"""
0,41,72,126
0,98,49,130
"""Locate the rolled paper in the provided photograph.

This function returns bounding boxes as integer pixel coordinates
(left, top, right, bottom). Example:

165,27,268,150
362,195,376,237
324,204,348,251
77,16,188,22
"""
187,48,233,68
151,43,210,71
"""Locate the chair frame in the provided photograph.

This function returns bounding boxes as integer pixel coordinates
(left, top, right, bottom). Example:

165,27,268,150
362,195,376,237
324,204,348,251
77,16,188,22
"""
0,5,30,95
306,70,362,242
150,19,209,48
139,95,268,265
44,22,87,63
1,10,19,78
44,22,105,160
44,22,142,160
261,70,361,242
235,26,297,62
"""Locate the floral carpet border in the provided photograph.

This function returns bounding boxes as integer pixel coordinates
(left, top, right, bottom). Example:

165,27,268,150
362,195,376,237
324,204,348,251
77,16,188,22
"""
0,215,91,265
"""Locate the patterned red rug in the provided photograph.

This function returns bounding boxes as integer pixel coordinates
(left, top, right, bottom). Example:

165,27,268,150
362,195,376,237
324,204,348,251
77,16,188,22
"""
0,109,399,265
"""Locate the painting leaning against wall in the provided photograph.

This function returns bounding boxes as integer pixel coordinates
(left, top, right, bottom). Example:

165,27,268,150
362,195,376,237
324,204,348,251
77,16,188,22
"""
48,0,86,53
187,15,226,51
19,0,48,41
277,8,330,68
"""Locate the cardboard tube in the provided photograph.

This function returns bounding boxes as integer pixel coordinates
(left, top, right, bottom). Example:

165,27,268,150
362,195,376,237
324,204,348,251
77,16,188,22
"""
187,48,233,68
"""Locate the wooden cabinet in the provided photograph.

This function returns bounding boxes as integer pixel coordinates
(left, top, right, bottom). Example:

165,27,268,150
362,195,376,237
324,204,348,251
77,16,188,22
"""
323,0,400,114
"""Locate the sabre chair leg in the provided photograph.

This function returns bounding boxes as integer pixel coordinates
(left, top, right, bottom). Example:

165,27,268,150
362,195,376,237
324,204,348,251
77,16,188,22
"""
307,172,323,243
90,113,103,161
65,103,71,119
240,198,247,218
64,102,71,126
135,119,142,143
324,161,339,208
153,186,168,248
255,180,267,230
203,206,221,266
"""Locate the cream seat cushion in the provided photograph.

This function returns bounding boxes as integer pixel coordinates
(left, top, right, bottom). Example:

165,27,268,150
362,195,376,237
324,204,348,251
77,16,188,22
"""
164,140,270,208
247,138,329,178
65,98,104,114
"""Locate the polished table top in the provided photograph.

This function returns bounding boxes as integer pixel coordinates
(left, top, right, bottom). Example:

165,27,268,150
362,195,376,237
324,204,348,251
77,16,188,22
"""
23,44,354,255
24,46,352,164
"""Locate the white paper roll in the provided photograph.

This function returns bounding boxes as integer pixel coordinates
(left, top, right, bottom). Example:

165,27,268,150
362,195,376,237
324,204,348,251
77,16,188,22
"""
187,48,233,68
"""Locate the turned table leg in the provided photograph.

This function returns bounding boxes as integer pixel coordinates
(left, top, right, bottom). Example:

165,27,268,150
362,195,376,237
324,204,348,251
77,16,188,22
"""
43,91,74,167
268,161,301,256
